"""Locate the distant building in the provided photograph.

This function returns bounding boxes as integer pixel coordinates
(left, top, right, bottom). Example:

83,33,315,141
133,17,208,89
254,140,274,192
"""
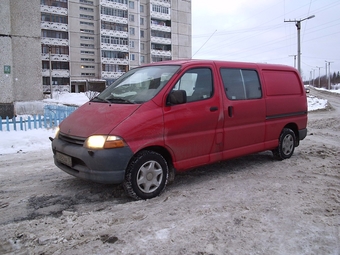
0,0,192,117
40,0,192,93
0,0,42,118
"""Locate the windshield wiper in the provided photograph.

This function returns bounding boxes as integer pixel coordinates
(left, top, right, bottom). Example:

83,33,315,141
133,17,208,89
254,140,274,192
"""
105,96,134,104
90,96,111,103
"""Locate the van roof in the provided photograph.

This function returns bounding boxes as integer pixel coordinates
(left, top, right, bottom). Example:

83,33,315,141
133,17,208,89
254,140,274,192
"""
142,59,297,71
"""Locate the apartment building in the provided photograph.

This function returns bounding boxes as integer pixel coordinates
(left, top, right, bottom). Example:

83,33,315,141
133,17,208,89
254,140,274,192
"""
0,0,42,118
40,0,192,93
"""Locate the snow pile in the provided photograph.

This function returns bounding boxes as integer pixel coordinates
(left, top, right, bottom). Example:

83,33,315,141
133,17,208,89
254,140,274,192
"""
43,92,89,106
307,96,328,111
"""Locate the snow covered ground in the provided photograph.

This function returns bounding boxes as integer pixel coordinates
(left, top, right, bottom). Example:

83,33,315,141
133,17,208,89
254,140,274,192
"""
0,87,337,155
0,87,339,255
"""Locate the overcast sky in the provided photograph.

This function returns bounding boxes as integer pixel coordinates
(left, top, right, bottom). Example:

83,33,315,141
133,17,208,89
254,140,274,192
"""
191,0,340,80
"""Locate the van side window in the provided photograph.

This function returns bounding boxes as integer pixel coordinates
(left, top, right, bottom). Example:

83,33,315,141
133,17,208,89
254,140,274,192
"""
172,68,213,102
220,68,262,100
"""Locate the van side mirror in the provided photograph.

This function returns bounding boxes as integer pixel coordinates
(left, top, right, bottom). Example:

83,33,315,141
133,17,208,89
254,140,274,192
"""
167,90,187,105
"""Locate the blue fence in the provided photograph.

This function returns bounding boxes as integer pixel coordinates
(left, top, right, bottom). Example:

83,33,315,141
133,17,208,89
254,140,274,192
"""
0,105,77,132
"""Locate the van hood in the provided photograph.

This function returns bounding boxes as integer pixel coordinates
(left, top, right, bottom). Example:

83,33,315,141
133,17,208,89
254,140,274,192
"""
59,102,141,138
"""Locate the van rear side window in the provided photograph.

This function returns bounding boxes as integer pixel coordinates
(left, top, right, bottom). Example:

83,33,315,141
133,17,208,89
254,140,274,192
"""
262,70,301,96
220,69,262,100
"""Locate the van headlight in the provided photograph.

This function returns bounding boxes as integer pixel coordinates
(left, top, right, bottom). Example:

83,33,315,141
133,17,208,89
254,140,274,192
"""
84,135,126,149
54,126,60,138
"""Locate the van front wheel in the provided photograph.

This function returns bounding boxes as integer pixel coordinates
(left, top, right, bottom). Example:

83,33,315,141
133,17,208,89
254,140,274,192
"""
272,128,296,160
124,150,168,200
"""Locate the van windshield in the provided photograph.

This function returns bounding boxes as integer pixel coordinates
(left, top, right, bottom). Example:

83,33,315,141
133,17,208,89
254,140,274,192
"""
93,65,180,104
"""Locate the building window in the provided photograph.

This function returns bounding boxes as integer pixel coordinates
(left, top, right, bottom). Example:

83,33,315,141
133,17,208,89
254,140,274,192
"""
80,43,94,48
80,50,95,55
140,30,144,38
102,50,128,59
81,65,95,69
129,1,134,9
141,55,145,63
152,5,169,14
105,0,127,3
129,40,135,48
130,27,135,35
80,21,94,26
130,53,135,61
80,36,94,40
140,43,144,50
140,17,144,25
101,35,110,43
79,0,94,5
41,13,68,24
151,30,171,38
140,5,144,12
41,0,68,8
80,29,94,34
129,14,134,22
41,30,68,39
101,21,128,31
101,6,128,18
42,45,69,54
102,64,126,72
80,6,94,12
81,73,95,76
81,58,95,62
80,14,94,20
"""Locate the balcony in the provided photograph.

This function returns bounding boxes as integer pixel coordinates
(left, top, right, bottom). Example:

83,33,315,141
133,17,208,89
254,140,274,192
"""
41,53,69,62
102,71,125,79
101,14,128,25
101,43,129,52
41,21,68,32
101,29,128,38
42,69,70,77
40,5,67,15
101,57,129,65
151,11,170,21
151,0,171,8
151,36,171,45
151,49,171,57
151,23,171,33
100,0,128,10
41,37,69,46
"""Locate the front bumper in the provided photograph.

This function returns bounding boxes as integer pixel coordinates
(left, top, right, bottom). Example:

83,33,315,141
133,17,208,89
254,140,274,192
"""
51,137,134,184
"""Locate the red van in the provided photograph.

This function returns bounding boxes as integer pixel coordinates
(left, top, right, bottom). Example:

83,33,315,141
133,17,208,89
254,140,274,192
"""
51,60,307,199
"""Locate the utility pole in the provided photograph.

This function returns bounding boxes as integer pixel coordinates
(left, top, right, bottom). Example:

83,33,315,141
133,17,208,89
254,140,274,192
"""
289,54,297,68
48,45,53,99
325,61,334,90
316,66,323,87
285,15,315,75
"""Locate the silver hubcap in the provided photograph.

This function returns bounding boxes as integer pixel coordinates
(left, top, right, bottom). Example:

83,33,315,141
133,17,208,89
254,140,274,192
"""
282,134,294,155
137,160,163,193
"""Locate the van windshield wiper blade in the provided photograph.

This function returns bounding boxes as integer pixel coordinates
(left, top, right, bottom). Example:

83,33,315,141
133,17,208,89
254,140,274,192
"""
105,96,135,104
91,96,111,103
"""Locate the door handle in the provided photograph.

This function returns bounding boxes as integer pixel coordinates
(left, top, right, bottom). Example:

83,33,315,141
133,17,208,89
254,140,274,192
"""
228,106,233,117
210,106,218,112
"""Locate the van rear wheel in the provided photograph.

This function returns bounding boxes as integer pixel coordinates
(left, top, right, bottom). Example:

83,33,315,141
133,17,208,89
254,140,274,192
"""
123,150,168,200
272,128,296,160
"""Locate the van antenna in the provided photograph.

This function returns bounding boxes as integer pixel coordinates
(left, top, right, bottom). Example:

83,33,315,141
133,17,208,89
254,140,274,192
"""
192,30,217,58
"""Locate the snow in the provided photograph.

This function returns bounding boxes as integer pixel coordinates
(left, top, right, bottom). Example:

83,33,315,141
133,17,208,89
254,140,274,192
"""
0,88,336,155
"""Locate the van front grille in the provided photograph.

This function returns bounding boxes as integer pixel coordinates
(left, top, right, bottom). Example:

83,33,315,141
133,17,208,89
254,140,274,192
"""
59,132,86,146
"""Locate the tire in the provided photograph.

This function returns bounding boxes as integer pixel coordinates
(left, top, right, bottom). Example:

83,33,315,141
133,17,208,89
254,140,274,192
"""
123,150,168,200
272,128,296,160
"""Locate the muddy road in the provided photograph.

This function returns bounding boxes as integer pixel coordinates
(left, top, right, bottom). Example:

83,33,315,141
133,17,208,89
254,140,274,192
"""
0,89,339,255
